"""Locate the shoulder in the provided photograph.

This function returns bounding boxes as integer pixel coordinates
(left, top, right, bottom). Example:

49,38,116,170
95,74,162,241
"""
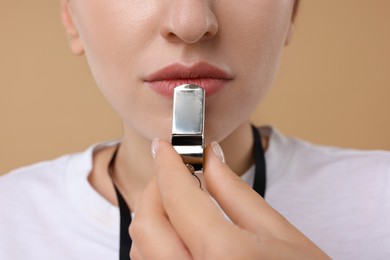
293,136,390,176
0,141,119,259
0,153,82,213
263,126,390,219
263,125,390,204
0,152,80,242
262,126,390,258
266,126,390,259
0,154,72,192
0,141,117,201
0,141,118,228
262,126,390,176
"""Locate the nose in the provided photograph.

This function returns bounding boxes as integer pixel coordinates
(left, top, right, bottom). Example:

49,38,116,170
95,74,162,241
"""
160,0,219,44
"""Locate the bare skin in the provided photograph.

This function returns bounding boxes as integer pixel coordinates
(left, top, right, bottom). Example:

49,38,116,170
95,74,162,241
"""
61,0,293,210
60,0,329,258
89,121,256,209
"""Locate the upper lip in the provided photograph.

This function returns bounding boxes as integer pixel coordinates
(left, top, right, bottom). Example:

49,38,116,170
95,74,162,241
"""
144,62,233,82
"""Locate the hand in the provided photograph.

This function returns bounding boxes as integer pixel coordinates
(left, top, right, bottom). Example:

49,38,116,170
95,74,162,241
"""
129,140,330,259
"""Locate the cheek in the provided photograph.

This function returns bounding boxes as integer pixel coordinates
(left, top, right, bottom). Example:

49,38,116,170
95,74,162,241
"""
70,0,171,137
71,0,160,92
236,2,291,100
226,1,291,80
202,1,293,141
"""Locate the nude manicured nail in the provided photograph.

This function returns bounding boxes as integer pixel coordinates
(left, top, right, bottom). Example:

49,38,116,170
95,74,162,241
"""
211,141,225,163
151,138,160,159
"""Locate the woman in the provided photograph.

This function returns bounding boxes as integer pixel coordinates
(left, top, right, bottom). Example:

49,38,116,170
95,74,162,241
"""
1,0,388,259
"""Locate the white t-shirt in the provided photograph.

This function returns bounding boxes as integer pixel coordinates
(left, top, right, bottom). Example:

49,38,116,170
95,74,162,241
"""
1,127,389,259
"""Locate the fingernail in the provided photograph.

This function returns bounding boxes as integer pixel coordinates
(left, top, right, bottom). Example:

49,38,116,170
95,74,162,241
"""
211,141,225,163
151,138,160,159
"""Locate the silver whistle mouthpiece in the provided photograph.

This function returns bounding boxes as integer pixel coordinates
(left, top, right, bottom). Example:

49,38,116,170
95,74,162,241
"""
172,84,205,172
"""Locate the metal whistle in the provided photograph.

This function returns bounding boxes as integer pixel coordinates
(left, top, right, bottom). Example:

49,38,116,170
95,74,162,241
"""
171,84,205,172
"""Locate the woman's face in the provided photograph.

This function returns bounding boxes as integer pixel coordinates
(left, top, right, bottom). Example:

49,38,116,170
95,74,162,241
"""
63,0,295,143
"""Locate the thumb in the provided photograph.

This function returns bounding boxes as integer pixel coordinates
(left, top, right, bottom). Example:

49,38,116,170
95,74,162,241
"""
203,142,329,257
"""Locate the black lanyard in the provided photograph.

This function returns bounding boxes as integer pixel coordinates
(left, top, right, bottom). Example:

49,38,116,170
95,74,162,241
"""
108,125,266,260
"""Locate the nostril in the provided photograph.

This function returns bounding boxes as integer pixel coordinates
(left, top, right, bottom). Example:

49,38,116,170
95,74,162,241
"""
203,31,216,41
164,29,216,44
159,3,219,44
165,32,183,43
205,21,219,39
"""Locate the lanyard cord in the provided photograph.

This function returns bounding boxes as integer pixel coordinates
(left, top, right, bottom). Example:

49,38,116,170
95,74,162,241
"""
108,125,266,260
108,147,132,260
251,125,267,198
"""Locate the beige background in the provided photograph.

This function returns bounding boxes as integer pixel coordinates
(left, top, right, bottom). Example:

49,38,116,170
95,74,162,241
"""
1,1,389,175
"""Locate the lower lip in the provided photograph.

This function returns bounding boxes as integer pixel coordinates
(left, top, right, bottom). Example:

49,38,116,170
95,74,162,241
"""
146,78,229,98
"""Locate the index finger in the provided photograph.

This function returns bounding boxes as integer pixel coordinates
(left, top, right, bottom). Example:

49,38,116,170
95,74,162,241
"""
130,178,191,260
152,140,231,258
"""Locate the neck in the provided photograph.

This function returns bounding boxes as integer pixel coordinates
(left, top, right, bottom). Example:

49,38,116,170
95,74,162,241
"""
113,128,154,210
89,121,256,210
220,122,254,176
